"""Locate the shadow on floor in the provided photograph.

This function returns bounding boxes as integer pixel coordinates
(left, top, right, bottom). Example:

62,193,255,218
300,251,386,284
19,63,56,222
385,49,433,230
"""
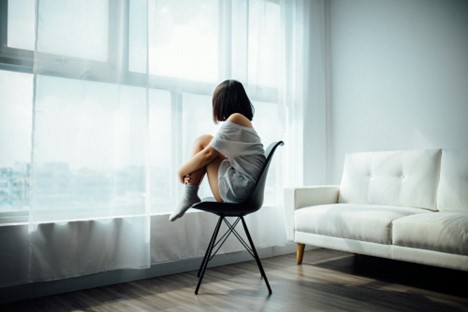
315,253,468,299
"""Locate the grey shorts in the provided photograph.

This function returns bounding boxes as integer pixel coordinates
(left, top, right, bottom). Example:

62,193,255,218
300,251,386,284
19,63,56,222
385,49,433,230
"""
218,160,256,203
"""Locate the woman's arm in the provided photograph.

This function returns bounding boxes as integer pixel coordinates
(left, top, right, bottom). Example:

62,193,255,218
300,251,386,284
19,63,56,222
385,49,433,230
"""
177,145,220,183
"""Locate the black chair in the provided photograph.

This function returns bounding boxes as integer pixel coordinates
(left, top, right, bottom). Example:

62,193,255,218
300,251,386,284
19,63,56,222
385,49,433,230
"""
191,141,284,295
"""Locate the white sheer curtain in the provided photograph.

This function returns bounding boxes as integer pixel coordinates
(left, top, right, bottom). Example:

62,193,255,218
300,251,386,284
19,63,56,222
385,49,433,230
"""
145,0,311,262
0,0,316,284
29,0,151,281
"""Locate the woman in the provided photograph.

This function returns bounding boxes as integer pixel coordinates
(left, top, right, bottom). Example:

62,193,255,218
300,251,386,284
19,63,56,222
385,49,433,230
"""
170,80,265,221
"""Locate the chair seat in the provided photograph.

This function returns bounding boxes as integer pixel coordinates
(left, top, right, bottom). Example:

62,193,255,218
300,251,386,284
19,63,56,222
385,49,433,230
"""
192,198,261,217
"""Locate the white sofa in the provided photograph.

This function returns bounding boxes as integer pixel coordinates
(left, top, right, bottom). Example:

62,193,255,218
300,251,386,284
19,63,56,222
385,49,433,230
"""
284,149,468,271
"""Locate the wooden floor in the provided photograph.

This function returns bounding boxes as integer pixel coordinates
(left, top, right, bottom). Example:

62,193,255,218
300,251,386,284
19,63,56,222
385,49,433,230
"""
2,249,468,312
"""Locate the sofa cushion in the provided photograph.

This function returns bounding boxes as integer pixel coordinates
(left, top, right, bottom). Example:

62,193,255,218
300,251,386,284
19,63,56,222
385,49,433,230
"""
295,204,427,244
437,149,468,212
339,149,441,211
393,213,468,256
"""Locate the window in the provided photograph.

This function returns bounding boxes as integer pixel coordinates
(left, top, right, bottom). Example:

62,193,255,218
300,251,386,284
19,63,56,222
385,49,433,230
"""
148,0,219,82
6,0,35,51
36,0,109,62
31,76,148,222
0,0,284,222
0,70,33,221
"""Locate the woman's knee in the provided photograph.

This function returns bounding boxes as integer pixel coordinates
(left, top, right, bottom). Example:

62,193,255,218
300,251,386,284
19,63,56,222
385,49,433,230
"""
193,134,213,149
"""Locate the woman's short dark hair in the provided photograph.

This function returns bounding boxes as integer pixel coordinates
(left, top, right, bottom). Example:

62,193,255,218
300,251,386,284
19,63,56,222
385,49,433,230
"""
212,80,254,123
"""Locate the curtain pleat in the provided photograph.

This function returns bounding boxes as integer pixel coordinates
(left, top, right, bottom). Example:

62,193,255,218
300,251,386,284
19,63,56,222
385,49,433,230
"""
29,0,151,281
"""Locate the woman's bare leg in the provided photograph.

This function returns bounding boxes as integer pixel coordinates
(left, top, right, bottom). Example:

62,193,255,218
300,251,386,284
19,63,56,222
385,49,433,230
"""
183,134,213,185
170,134,224,221
206,155,225,202
183,134,225,201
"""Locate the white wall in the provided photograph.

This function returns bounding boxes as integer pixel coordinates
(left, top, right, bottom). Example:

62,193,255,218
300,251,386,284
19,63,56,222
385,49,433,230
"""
326,0,468,182
302,0,329,185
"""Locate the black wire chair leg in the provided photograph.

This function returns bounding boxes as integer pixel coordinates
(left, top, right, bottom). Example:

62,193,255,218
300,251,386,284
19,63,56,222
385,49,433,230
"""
197,217,223,278
240,216,272,295
195,216,224,295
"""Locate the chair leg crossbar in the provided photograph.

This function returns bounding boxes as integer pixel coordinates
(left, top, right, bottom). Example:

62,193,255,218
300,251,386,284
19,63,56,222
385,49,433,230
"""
195,216,272,295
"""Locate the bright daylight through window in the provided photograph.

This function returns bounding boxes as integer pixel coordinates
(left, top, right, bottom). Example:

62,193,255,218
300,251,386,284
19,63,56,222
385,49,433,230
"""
0,0,284,224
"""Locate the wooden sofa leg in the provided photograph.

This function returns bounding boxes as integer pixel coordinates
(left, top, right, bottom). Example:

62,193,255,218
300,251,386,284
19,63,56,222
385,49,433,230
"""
296,243,305,265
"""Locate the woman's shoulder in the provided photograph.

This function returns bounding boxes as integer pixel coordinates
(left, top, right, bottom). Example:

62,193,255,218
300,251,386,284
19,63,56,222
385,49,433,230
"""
226,113,253,128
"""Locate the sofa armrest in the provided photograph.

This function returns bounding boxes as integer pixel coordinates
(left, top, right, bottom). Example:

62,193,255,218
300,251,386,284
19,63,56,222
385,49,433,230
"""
283,185,340,241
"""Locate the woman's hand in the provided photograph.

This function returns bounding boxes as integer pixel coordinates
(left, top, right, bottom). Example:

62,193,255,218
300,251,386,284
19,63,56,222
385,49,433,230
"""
183,174,192,185
177,168,191,184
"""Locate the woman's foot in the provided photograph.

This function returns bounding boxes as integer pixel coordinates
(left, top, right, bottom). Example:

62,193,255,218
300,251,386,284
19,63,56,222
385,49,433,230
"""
169,184,201,221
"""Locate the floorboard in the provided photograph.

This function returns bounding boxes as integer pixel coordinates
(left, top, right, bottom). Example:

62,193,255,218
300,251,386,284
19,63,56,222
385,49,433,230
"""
2,249,467,312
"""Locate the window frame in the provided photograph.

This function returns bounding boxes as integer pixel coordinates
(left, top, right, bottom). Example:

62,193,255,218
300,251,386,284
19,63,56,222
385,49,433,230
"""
0,0,278,99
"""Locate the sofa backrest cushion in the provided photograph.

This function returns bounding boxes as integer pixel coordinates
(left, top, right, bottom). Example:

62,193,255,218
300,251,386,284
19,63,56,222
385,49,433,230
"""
339,149,442,211
437,149,468,212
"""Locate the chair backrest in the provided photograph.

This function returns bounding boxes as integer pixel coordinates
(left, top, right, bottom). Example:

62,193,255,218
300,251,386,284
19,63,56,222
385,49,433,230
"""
242,141,284,211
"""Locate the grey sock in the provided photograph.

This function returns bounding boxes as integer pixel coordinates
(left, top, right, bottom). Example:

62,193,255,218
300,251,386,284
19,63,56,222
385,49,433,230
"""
169,184,201,222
